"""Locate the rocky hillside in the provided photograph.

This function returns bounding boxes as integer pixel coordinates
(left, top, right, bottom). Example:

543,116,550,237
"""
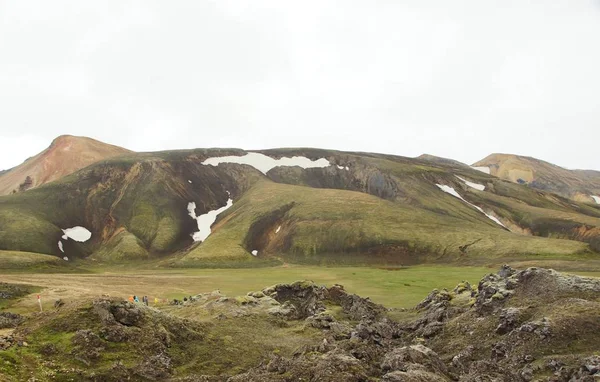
1,266,599,381
1,140,600,267
473,153,600,204
0,135,131,196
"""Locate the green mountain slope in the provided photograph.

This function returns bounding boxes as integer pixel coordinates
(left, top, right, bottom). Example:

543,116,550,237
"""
0,143,598,268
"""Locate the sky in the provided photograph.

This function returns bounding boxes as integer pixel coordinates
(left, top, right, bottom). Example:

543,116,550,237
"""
0,1,599,171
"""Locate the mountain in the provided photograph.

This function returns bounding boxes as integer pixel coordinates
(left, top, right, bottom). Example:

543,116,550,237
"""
473,153,600,204
1,138,600,268
0,135,131,196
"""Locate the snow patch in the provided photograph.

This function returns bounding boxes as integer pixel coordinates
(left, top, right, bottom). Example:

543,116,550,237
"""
62,226,92,242
188,193,234,242
58,241,64,253
592,195,600,204
202,153,330,175
456,176,485,191
337,165,344,170
276,226,281,234
63,256,69,261
436,184,506,228
187,202,197,219
472,166,490,174
345,166,349,171
251,250,258,256
188,180,192,184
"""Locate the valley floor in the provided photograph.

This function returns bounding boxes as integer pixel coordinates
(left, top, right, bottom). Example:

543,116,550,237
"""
2,265,599,315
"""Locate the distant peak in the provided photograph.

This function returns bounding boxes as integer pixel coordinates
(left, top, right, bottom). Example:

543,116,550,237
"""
50,135,83,147
52,134,89,141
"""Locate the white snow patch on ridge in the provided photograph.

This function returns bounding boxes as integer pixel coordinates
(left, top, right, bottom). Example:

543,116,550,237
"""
251,250,258,256
436,184,506,228
472,166,490,174
456,176,485,191
62,226,92,242
58,241,64,253
188,193,234,242
592,195,600,204
202,153,330,175
276,226,281,234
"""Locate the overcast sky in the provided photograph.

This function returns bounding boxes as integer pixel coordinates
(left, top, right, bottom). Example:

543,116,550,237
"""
1,1,599,171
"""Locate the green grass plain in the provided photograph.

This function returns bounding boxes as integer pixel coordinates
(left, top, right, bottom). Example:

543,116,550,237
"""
2,264,598,313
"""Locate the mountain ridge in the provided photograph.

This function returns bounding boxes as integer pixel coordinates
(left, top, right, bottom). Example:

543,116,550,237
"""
0,136,599,268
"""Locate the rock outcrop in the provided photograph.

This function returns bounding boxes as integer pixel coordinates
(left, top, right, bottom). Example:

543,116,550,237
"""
1,267,599,381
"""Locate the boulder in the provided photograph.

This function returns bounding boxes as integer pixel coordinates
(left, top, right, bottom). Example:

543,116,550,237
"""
381,345,448,377
383,370,447,382
451,345,475,372
71,329,105,361
0,312,23,329
328,284,387,321
312,352,368,382
135,352,172,380
265,281,327,319
110,301,144,326
495,307,522,334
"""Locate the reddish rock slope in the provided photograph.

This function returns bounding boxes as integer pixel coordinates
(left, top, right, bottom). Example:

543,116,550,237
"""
0,135,131,195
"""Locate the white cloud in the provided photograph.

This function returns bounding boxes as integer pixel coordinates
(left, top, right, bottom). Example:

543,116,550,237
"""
0,135,49,170
0,0,599,171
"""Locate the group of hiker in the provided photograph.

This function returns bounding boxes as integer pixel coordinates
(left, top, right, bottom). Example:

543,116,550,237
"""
128,295,161,306
127,295,197,306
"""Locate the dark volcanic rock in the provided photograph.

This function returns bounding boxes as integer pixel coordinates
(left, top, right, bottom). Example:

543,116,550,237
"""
71,329,105,361
109,300,145,326
328,284,387,321
0,312,23,329
135,352,173,380
495,307,522,334
381,345,448,376
264,281,327,319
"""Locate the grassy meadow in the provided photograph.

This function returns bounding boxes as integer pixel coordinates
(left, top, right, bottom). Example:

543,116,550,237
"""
2,263,599,316
0,265,495,312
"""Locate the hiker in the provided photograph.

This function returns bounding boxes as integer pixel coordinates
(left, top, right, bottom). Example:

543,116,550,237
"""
154,297,159,305
128,296,134,302
144,296,149,306
134,295,139,303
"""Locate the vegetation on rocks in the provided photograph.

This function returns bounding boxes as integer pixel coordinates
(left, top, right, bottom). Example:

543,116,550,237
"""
1,266,598,381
